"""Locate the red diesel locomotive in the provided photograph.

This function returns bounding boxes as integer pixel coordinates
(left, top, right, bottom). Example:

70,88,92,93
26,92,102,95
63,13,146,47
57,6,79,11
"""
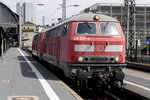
32,13,126,89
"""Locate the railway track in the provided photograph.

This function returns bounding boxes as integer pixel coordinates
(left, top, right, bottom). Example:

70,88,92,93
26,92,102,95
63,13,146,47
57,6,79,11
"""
24,49,148,100
127,61,150,72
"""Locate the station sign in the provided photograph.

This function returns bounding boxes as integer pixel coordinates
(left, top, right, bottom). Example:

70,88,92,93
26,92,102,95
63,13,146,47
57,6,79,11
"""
146,40,150,44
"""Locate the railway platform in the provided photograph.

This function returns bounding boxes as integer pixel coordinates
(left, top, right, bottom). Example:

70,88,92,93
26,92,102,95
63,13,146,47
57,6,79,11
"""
124,68,150,99
124,61,150,99
0,48,83,100
127,61,150,71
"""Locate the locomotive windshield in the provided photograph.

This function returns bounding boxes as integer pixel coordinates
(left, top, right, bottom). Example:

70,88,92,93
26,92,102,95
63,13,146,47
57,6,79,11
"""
100,22,120,35
77,22,96,34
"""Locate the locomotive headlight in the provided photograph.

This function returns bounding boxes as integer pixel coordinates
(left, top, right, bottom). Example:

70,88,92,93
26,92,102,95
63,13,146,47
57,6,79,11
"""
94,15,100,20
115,56,119,62
78,56,84,62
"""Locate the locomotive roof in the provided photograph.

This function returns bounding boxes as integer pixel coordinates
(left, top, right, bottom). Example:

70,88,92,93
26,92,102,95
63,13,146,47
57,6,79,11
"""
67,13,118,22
44,13,119,32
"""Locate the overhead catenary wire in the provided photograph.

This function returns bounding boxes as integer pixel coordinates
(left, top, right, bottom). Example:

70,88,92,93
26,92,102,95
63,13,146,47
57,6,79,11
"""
45,0,72,20
44,8,61,24
45,0,79,25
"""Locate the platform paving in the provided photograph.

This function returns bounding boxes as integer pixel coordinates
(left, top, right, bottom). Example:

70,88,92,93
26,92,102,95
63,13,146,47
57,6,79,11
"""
124,68,150,99
0,48,82,100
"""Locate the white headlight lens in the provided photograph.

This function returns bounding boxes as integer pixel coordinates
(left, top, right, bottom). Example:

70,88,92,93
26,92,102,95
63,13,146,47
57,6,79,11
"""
115,56,119,62
78,57,84,62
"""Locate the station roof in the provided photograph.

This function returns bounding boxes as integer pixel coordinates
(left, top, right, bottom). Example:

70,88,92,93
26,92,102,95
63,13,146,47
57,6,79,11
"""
0,2,19,29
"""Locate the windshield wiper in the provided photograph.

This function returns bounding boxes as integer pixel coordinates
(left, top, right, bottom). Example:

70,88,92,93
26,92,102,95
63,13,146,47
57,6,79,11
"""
104,22,109,31
84,22,92,29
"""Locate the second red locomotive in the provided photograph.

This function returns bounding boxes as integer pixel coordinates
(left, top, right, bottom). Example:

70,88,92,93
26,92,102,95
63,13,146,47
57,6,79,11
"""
32,13,126,89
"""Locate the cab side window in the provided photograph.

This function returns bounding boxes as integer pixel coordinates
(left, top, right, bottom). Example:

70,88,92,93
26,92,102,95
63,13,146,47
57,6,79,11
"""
45,30,51,39
33,34,39,41
58,25,64,36
62,23,69,36
52,28,59,37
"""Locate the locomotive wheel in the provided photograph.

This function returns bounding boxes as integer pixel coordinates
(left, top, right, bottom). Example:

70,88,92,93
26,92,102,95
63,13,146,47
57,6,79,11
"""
73,79,82,92
32,54,35,59
76,80,82,92
32,54,38,60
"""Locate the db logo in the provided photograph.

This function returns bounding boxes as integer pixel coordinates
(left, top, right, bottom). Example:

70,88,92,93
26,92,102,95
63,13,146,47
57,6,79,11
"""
95,45,104,51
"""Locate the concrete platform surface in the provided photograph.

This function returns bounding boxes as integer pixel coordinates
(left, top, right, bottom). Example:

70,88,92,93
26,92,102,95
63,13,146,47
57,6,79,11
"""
124,68,150,99
0,48,83,100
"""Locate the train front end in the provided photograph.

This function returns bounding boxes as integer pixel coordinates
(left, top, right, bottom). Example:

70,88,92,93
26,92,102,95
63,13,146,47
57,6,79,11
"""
68,14,126,89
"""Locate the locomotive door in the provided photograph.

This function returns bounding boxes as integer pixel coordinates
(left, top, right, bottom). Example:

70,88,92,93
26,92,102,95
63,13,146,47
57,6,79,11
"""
56,37,60,59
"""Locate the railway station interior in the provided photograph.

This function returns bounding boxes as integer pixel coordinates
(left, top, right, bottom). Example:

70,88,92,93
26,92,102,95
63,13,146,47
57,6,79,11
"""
0,0,150,100
0,2,19,56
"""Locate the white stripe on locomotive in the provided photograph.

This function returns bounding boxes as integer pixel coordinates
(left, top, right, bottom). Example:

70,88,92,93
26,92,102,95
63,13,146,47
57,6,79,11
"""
74,45,123,52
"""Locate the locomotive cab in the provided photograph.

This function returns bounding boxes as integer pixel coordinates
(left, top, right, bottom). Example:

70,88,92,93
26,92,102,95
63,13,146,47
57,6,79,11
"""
70,21,125,62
